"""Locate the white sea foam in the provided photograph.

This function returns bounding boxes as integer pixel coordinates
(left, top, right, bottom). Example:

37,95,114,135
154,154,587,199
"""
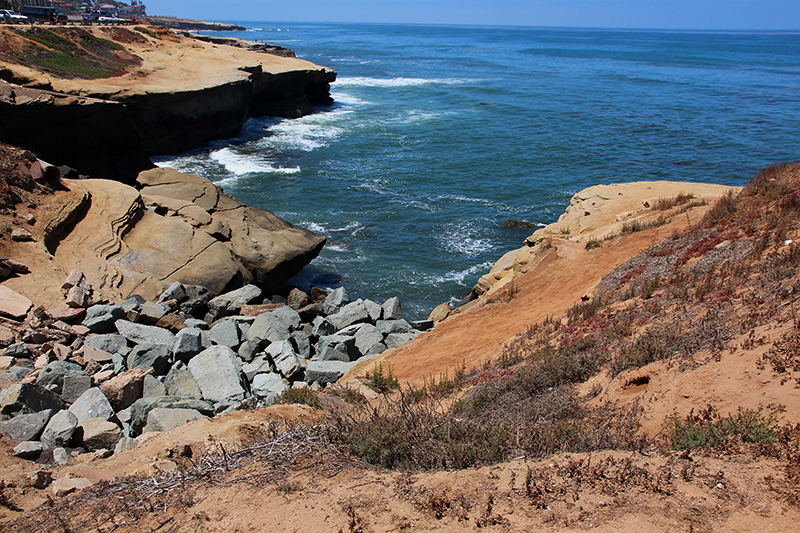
428,261,494,285
259,111,348,152
334,77,473,88
209,148,300,175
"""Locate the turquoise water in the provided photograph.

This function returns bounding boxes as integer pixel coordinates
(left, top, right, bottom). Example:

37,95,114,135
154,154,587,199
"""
156,23,800,319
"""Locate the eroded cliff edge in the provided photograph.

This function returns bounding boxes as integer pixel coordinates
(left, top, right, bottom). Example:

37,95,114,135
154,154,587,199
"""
0,25,336,182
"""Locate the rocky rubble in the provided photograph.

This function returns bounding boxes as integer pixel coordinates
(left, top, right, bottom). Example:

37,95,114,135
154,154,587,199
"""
0,275,432,466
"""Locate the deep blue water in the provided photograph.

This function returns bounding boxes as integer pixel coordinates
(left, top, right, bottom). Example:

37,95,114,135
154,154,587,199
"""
156,23,800,319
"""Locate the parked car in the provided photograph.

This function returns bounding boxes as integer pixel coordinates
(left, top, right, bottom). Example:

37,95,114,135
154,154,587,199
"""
0,9,28,24
98,15,125,24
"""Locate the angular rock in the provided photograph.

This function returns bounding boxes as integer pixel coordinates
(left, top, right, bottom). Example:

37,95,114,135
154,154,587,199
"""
52,447,70,466
100,369,149,411
37,361,84,394
290,331,311,359
126,344,171,376
155,313,187,332
47,308,86,322
328,300,369,331
251,372,287,405
184,318,210,330
84,334,128,355
61,375,93,404
80,418,122,451
139,301,168,324
116,320,176,349
164,362,203,400
187,345,248,405
143,408,205,433
323,287,350,315
237,340,259,362
266,340,300,379
10,227,33,241
317,335,358,362
362,342,388,358
157,281,187,304
41,409,79,448
208,284,262,315
354,324,384,356
311,316,336,337
128,396,214,435
65,284,89,308
209,319,241,349
62,270,85,291
173,327,204,361
143,374,166,397
13,441,44,460
68,387,114,424
82,305,125,333
382,297,403,320
0,285,33,319
0,383,65,417
304,360,354,385
3,365,32,381
244,312,290,344
0,409,52,442
3,342,31,358
409,319,434,332
364,299,383,322
376,319,413,335
242,355,273,382
287,288,311,310
81,345,114,364
273,306,301,331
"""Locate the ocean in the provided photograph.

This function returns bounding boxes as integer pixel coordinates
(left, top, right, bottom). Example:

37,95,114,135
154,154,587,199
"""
155,23,800,320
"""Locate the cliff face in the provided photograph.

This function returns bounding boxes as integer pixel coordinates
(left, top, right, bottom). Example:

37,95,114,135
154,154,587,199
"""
0,26,336,182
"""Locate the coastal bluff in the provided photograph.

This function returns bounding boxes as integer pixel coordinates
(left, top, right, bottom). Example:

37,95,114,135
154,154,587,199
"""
0,25,336,182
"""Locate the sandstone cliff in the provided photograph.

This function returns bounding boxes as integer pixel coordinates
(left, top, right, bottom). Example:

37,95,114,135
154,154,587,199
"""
0,26,336,182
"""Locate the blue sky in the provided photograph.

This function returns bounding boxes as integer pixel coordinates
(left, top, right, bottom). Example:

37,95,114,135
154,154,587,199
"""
144,1,800,30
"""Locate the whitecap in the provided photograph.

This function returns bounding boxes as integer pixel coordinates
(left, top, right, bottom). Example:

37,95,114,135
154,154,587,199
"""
209,148,300,175
333,77,474,88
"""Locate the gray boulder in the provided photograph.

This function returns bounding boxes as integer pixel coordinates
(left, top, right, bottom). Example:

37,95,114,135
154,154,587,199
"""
13,441,44,460
382,297,403,320
208,284,262,315
187,346,248,405
128,396,214,435
139,301,168,324
82,304,125,333
242,355,273,382
41,409,78,448
142,375,166,397
323,287,350,315
266,340,300,379
61,375,93,404
157,281,187,304
116,320,176,349
251,373,287,405
376,319,413,335
237,340,259,362
244,312,290,344
385,332,418,349
317,335,358,362
37,361,84,394
3,342,31,358
328,300,369,331
354,324,385,356
290,331,311,359
305,360,354,385
164,362,203,399
311,316,336,337
85,334,128,354
273,306,302,331
364,299,383,322
127,344,171,375
0,383,65,417
184,318,210,330
173,327,204,361
0,409,52,442
143,408,205,433
68,387,114,424
209,319,241,349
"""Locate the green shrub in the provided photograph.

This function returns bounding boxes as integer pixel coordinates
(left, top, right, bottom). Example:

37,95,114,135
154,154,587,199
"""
666,405,777,451
280,387,319,408
363,362,399,393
